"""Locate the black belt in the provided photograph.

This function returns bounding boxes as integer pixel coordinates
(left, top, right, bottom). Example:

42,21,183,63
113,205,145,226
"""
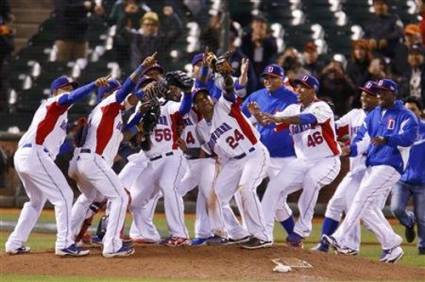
150,151,173,161
80,148,91,154
22,143,49,153
185,148,214,160
233,147,255,160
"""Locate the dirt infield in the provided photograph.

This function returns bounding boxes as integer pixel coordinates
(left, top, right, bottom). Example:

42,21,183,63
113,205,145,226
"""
1,245,424,281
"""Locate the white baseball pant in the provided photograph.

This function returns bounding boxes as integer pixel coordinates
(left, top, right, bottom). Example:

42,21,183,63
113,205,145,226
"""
6,146,74,251
76,153,129,254
262,156,341,241
332,165,402,250
129,152,189,238
213,145,270,241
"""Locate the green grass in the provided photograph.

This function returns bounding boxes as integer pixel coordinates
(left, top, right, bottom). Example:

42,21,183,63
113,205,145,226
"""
1,209,424,282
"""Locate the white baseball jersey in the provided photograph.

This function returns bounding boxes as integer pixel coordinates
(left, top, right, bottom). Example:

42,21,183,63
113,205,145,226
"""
181,109,203,149
336,108,368,172
207,96,260,162
18,95,69,159
275,100,340,160
145,100,183,157
82,93,124,166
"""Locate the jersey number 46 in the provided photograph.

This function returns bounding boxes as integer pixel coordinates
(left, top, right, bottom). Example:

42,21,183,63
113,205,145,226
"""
307,131,324,147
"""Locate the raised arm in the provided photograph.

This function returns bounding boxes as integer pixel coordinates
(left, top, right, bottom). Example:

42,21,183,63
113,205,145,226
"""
116,52,158,103
58,75,110,106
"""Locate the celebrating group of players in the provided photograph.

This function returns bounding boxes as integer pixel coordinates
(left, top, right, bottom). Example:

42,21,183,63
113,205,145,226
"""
4,48,423,263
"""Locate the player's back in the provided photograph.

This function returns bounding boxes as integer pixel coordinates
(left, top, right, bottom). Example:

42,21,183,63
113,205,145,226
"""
18,95,69,158
82,94,123,166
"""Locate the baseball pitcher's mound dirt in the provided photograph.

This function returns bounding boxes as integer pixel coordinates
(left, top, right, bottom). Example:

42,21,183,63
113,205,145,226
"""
1,245,424,281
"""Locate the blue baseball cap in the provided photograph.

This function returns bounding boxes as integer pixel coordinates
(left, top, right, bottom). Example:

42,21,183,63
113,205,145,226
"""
359,80,379,96
376,79,398,94
142,63,164,76
293,74,320,92
192,53,204,66
96,79,121,103
261,64,284,78
50,75,78,94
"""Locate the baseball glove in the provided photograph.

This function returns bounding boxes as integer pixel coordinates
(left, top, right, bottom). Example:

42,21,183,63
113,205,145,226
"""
211,51,234,76
164,70,194,93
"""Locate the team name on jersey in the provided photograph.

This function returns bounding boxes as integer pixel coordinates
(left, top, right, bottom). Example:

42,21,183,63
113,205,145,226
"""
116,121,123,130
290,124,315,134
60,119,68,131
158,116,168,126
207,122,232,148
183,118,194,126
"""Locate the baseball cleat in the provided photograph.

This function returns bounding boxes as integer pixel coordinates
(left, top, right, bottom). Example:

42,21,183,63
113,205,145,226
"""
228,235,251,245
55,244,90,257
91,235,103,246
132,238,158,245
310,243,329,253
103,245,135,258
191,237,210,246
162,236,191,247
405,225,415,243
240,237,272,250
6,246,31,255
286,233,304,248
380,246,404,263
322,235,341,251
205,235,230,246
335,247,359,256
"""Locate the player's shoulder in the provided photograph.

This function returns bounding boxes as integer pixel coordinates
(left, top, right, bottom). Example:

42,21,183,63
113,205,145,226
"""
311,100,332,111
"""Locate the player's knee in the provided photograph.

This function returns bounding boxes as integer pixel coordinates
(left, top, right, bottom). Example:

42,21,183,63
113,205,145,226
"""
24,200,44,211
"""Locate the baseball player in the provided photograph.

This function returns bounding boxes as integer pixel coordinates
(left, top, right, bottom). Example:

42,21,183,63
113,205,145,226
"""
390,96,425,255
312,81,380,253
255,74,341,247
72,54,157,257
124,71,194,246
324,79,419,263
195,72,271,249
5,75,109,256
241,64,298,235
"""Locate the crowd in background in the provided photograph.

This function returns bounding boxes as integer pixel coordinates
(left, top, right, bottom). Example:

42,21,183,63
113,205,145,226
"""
1,0,425,118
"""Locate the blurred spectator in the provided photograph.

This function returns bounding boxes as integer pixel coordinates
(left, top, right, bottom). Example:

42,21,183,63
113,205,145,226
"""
346,39,372,88
277,47,306,81
367,57,388,81
54,0,105,62
364,0,403,59
418,0,425,44
392,24,424,76
400,44,425,104
200,12,221,52
0,0,14,111
241,15,277,90
111,0,150,70
108,0,149,27
226,26,258,94
319,60,356,116
117,9,183,70
302,41,326,77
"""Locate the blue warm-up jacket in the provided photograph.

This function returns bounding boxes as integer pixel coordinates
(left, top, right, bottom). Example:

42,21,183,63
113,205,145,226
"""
351,100,419,174
241,87,298,158
400,119,425,185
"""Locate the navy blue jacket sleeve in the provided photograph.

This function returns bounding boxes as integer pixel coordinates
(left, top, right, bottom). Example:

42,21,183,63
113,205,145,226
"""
115,79,137,104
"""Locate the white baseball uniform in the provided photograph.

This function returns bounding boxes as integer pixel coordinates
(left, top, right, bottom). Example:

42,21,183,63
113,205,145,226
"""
127,99,189,239
72,93,129,255
208,95,270,241
6,96,75,251
262,100,341,241
324,109,368,250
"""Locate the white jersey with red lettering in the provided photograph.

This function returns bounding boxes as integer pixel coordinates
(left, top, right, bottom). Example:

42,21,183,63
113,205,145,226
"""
82,93,124,166
145,100,183,157
18,95,69,158
335,108,368,173
207,96,260,162
275,100,341,160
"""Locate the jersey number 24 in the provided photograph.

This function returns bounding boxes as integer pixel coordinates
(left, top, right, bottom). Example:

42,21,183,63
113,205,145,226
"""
226,129,245,149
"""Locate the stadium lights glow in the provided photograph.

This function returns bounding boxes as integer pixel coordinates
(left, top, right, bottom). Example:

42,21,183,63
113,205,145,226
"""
22,75,32,90
407,0,418,14
28,61,41,78
333,54,347,69
311,24,324,40
8,89,17,106
170,50,178,58
350,25,364,40
335,11,347,26
184,64,193,77
291,9,305,26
